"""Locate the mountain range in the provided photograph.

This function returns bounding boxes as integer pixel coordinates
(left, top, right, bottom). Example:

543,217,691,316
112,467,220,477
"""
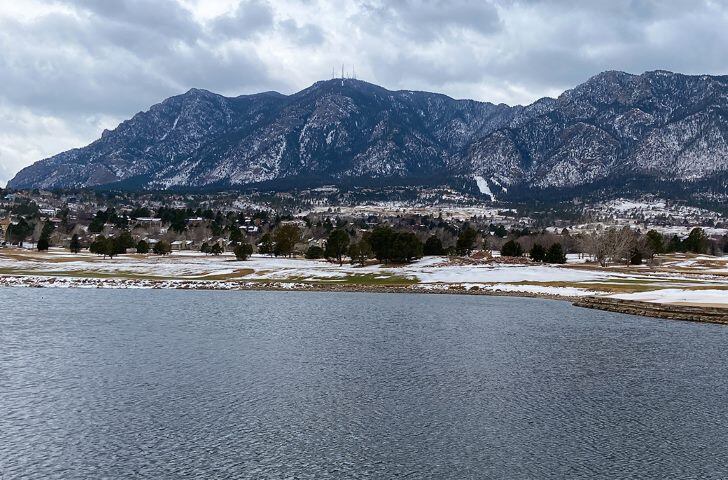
8,70,728,200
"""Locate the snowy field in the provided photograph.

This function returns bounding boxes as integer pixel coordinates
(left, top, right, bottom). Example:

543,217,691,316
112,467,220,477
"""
611,289,728,307
1,248,727,307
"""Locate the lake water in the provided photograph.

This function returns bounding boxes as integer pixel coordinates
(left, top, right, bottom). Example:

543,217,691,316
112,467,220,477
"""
1,288,727,479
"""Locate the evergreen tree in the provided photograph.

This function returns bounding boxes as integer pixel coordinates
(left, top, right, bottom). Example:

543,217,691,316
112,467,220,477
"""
456,227,477,256
88,212,106,233
116,230,135,252
629,248,643,265
7,218,32,246
40,221,55,241
545,243,567,264
529,244,546,262
37,221,54,251
423,235,444,256
501,240,523,257
645,230,664,259
666,234,683,253
200,242,211,254
325,229,350,265
136,240,149,254
683,228,709,254
70,234,82,254
37,237,49,251
390,232,423,263
273,224,300,257
229,226,245,245
234,243,254,260
210,244,223,255
490,224,507,238
369,225,396,264
259,233,274,255
89,235,108,257
348,240,373,265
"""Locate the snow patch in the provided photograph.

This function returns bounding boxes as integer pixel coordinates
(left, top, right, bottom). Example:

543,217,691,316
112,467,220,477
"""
158,115,180,142
474,176,495,201
611,289,728,305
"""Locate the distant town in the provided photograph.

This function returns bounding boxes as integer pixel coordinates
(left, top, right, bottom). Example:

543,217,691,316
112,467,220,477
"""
1,185,727,263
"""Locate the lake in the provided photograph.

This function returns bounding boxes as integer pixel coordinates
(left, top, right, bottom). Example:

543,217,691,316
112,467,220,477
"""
1,288,727,478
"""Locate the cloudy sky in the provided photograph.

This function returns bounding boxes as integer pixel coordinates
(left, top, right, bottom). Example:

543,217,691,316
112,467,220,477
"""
1,0,728,186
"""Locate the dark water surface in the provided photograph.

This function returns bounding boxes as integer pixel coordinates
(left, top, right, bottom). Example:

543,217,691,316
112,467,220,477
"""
1,288,727,479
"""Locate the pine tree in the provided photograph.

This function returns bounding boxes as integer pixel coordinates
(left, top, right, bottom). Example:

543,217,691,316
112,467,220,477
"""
273,224,301,257
70,234,82,254
545,243,567,264
456,227,477,256
234,243,254,260
423,235,444,256
259,233,274,255
529,244,546,262
136,240,149,254
501,240,523,257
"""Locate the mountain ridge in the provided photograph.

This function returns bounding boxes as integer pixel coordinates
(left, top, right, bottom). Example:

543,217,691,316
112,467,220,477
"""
9,70,728,199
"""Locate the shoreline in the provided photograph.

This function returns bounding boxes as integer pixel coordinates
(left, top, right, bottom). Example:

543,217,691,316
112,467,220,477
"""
3,273,727,325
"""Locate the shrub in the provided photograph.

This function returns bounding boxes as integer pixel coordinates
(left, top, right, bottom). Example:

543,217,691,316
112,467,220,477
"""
153,240,171,255
305,245,325,259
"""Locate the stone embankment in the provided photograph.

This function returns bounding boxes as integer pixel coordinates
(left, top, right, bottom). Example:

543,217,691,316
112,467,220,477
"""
573,296,728,325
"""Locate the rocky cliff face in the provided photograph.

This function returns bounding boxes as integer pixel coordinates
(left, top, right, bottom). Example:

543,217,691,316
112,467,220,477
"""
469,70,728,196
9,71,728,199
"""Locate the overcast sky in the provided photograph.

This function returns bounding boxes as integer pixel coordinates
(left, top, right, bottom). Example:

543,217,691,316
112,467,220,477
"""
2,0,728,186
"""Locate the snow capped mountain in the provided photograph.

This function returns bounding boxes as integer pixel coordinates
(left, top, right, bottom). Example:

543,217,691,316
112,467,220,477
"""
8,71,728,199
468,70,728,197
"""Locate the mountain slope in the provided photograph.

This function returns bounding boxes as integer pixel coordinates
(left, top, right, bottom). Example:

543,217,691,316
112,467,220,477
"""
468,71,728,196
9,71,728,198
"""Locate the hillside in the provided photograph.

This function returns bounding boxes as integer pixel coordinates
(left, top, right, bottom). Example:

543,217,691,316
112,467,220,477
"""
9,71,728,200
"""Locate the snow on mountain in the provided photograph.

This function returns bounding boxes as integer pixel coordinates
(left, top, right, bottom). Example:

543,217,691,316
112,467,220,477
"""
8,71,728,200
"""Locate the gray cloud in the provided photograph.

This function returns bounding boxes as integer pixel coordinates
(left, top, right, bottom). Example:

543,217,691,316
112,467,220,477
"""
212,0,275,39
2,0,728,186
359,0,502,41
279,18,325,45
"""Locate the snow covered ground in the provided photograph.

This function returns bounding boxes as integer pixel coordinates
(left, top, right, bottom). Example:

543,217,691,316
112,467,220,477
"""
611,289,728,306
1,248,727,306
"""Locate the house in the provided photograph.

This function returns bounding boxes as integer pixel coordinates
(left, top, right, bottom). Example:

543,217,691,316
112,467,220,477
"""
204,237,227,251
307,238,326,248
135,217,163,227
39,208,57,217
170,240,195,251
280,219,307,229
135,217,164,234
186,217,206,226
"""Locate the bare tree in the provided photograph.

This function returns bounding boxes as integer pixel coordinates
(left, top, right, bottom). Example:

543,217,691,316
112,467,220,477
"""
581,227,636,267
